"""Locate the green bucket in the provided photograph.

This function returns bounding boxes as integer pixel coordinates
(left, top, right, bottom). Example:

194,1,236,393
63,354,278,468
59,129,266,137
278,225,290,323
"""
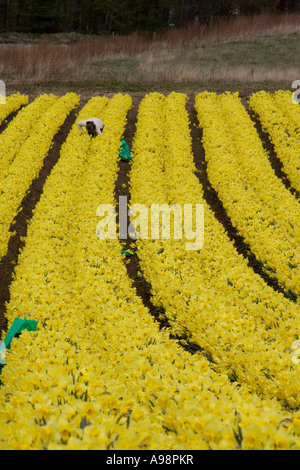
0,317,38,378
119,139,132,162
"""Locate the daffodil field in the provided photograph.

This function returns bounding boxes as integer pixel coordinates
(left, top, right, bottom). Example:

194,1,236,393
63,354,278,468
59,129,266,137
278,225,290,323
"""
0,90,300,450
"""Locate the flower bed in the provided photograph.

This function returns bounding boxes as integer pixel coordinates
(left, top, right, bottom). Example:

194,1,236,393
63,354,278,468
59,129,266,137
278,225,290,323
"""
249,90,300,193
0,93,80,259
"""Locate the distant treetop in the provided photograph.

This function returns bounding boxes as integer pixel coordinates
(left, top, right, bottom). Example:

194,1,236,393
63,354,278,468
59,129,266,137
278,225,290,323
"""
0,0,299,35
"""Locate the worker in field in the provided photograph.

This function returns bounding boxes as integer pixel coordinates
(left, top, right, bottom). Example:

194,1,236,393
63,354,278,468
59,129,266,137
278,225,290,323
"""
78,117,104,137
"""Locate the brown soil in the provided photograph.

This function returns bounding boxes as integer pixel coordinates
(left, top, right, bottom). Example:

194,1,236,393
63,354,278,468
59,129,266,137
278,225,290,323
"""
0,91,298,343
114,94,170,328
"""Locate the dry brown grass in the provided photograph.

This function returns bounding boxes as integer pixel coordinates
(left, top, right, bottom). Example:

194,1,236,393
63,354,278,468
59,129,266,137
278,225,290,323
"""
162,11,300,46
0,12,299,88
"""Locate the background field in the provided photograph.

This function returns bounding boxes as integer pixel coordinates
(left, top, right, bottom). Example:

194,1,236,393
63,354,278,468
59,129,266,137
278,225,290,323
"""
1,12,299,95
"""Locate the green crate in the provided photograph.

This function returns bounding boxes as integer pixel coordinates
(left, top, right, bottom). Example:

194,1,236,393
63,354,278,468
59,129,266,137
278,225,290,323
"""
0,317,38,380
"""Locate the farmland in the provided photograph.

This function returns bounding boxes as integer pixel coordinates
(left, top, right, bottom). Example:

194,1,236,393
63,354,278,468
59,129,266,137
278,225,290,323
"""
0,88,299,450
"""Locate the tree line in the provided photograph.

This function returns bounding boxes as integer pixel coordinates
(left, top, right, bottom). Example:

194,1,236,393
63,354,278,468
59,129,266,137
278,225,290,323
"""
0,0,299,35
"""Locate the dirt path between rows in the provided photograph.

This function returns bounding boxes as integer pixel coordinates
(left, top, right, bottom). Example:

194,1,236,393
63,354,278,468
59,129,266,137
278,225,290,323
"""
0,91,298,342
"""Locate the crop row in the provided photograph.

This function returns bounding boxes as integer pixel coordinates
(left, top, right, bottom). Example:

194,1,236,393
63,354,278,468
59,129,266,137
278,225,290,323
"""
0,93,79,259
0,93,28,126
0,94,57,176
249,90,300,193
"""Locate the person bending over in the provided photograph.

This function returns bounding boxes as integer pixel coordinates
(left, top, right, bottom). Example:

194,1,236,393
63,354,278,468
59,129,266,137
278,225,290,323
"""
78,117,104,137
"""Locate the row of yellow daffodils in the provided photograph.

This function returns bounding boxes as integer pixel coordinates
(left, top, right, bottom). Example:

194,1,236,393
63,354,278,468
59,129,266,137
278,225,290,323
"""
0,92,28,126
0,93,79,259
249,90,300,193
0,93,298,450
0,94,57,176
195,91,300,297
130,92,300,409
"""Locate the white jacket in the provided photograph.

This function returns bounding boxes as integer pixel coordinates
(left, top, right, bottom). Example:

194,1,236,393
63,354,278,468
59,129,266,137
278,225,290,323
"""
78,117,104,135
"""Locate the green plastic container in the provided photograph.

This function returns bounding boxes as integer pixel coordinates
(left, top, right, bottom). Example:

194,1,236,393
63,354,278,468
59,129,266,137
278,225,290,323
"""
3,317,38,349
119,139,132,162
0,317,38,379
121,249,136,257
